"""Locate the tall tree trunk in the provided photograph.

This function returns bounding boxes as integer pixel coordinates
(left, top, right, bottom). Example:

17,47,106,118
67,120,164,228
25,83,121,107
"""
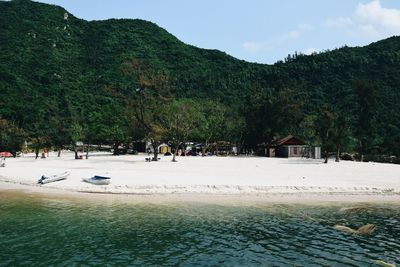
324,150,328,164
113,143,119,156
203,140,209,156
85,143,90,159
236,142,242,156
172,144,178,162
359,139,364,162
335,144,340,162
73,145,79,159
152,149,158,161
57,149,61,157
151,140,159,161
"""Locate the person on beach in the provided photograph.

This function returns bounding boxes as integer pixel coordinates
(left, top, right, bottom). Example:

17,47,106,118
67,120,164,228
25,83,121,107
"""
0,157,5,167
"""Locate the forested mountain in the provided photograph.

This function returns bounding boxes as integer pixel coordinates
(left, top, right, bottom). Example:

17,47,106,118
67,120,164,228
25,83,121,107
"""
1,0,399,159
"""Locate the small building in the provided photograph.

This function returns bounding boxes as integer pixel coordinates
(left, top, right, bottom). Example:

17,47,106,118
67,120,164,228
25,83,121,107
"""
208,141,234,156
268,135,307,158
145,142,171,154
158,143,171,154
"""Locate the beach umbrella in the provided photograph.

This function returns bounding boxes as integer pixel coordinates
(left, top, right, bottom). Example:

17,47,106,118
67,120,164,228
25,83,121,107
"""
0,152,13,157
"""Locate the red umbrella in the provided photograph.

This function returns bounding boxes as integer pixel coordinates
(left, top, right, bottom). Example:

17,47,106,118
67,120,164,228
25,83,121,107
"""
0,152,13,157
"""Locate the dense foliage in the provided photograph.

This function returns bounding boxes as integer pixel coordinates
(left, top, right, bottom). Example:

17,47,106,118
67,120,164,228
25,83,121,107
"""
1,0,399,159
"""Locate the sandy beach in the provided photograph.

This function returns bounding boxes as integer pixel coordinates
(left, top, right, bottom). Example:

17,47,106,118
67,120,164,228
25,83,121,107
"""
1,152,400,202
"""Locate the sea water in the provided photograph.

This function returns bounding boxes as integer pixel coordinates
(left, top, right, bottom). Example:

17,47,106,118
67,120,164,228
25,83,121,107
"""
0,191,399,266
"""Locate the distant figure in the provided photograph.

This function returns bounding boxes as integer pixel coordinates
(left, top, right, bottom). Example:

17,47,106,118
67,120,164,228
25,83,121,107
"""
0,157,5,167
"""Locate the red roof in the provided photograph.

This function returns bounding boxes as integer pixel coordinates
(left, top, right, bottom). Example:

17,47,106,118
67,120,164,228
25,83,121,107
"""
270,135,305,147
0,152,13,157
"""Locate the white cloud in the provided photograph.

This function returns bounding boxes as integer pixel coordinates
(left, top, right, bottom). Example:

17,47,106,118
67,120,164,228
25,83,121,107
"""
304,48,319,55
286,31,300,39
242,25,307,53
355,0,400,38
242,31,300,53
298,23,314,31
323,0,400,39
324,17,353,28
242,42,265,52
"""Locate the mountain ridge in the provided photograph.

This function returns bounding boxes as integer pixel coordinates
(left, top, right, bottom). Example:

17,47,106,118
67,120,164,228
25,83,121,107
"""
1,0,400,156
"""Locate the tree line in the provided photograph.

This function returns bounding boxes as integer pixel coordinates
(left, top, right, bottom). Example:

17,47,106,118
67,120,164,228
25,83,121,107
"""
1,0,399,162
0,58,394,164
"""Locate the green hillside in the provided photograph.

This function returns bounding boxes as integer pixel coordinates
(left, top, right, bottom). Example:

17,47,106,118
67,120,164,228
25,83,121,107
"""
1,0,399,159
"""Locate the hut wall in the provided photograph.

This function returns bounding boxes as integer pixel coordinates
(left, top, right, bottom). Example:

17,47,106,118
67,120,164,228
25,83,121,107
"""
275,145,307,158
287,145,307,157
159,146,171,154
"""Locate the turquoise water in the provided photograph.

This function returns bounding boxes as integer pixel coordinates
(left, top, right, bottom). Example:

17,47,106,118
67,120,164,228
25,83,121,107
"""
0,192,399,266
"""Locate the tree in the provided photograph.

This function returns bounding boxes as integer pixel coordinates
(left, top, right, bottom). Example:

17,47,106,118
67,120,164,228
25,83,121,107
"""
223,107,246,155
123,59,173,161
195,101,230,154
383,125,400,157
0,118,26,157
353,80,378,161
27,120,52,159
70,121,84,159
162,99,203,162
297,115,318,146
242,87,304,149
316,106,336,163
48,115,72,157
87,106,130,157
331,113,351,162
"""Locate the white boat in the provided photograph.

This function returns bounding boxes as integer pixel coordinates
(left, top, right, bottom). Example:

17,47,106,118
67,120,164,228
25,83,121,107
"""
38,171,70,184
82,175,111,185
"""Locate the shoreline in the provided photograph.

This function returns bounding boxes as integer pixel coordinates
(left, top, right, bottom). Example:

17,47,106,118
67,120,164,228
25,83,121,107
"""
1,153,400,204
2,180,400,205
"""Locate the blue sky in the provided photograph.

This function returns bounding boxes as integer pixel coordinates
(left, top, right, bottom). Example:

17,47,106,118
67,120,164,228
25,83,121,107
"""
35,0,400,64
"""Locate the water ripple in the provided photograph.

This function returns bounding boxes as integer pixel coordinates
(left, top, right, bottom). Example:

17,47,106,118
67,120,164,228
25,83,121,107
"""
0,193,399,266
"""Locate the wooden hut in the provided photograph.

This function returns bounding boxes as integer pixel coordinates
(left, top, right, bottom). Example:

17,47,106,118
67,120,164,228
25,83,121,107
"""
268,135,307,158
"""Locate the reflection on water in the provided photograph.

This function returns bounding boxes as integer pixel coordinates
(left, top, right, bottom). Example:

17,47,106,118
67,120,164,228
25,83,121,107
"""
0,191,399,266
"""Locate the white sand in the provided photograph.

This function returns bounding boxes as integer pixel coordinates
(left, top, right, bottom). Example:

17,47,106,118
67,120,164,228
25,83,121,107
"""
1,152,400,201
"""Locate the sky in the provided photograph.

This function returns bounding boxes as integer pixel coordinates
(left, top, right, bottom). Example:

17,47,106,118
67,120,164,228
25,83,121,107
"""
33,0,400,64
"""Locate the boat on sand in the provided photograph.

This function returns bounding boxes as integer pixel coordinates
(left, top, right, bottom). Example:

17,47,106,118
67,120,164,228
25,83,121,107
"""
38,171,70,184
82,175,111,185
